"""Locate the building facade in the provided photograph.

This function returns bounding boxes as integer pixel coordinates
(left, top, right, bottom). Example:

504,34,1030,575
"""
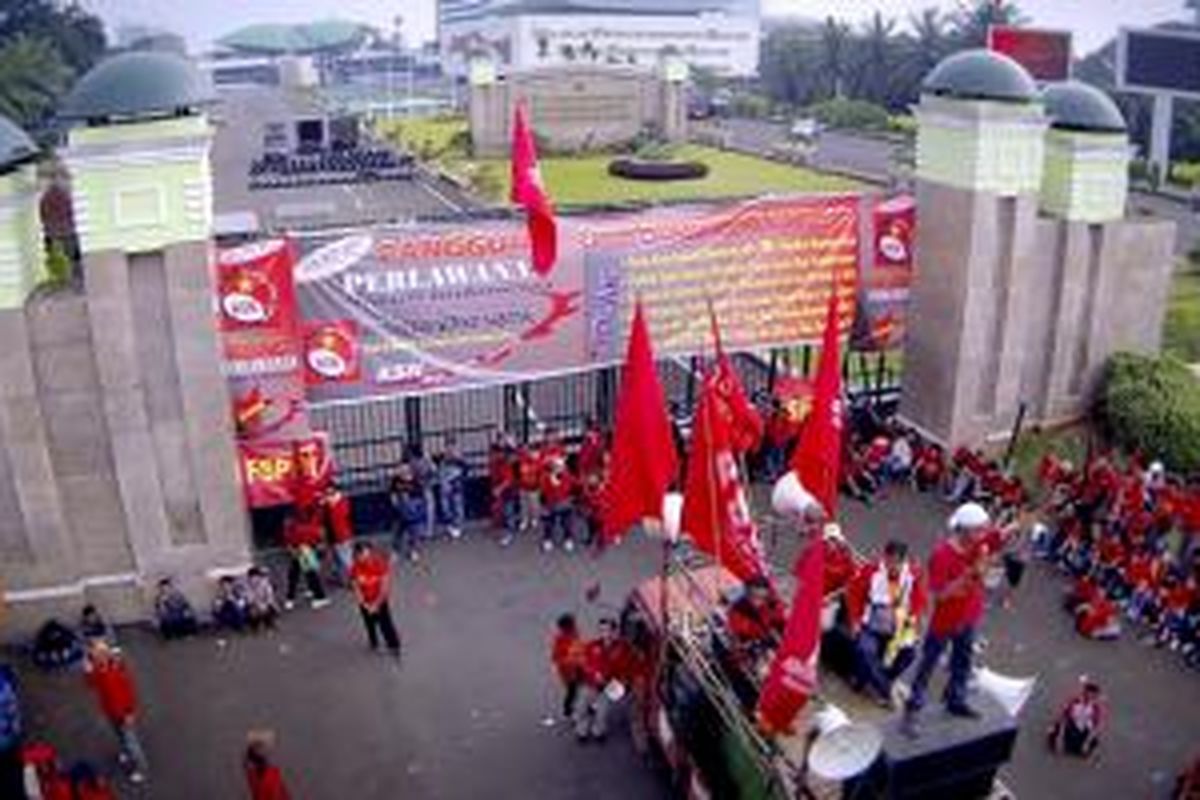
440,0,760,78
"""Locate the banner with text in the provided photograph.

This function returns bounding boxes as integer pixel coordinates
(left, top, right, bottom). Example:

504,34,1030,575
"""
295,195,862,401
857,194,915,351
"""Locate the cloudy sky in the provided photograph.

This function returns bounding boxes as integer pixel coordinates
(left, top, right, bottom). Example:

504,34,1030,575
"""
82,0,1194,56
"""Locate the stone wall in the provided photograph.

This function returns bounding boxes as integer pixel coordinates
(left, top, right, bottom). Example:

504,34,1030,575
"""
469,66,687,156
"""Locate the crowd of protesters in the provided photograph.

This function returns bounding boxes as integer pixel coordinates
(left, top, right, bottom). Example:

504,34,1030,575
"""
1035,452,1200,666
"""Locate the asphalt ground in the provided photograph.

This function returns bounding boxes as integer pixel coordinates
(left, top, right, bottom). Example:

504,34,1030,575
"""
8,483,1199,799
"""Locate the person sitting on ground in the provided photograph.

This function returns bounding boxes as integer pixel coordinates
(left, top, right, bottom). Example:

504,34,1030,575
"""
213,575,249,633
885,433,915,483
550,613,585,721
727,575,786,671
1075,587,1122,640
841,442,878,504
913,442,947,493
153,577,198,640
1158,575,1198,651
245,567,280,631
79,605,115,647
1048,679,1105,759
31,619,84,670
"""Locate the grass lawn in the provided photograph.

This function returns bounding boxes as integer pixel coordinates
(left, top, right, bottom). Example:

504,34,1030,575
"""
477,145,861,205
374,115,861,205
1164,265,1200,363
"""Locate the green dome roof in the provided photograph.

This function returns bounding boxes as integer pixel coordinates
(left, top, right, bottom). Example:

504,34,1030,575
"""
218,20,368,55
922,48,1038,103
0,114,37,171
1042,81,1127,133
61,52,213,121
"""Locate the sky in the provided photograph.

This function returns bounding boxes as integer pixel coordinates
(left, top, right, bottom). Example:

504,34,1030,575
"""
81,0,1194,56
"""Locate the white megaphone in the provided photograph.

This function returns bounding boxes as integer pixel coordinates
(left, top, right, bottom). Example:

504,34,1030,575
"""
771,472,822,520
807,703,883,782
659,492,684,542
973,667,1037,717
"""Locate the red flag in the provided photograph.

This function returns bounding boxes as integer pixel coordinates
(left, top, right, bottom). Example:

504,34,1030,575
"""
756,536,825,735
790,290,844,516
510,102,557,276
680,371,770,583
710,309,763,455
600,302,677,543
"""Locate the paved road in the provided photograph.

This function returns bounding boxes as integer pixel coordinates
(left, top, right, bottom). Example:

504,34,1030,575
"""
9,485,1199,799
211,86,473,235
702,117,1199,256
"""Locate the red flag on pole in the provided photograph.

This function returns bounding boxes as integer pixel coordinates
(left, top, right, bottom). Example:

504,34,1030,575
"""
600,302,677,543
680,371,770,583
756,535,825,735
510,102,557,276
789,290,844,516
710,308,763,455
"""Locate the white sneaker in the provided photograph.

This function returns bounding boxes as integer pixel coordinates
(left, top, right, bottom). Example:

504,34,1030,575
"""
449,527,462,540
541,540,554,553
311,598,332,610
129,772,146,785
283,600,296,611
409,550,421,563
563,539,576,553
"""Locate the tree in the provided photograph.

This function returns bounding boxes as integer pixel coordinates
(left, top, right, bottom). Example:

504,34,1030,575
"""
949,0,1027,48
854,12,896,107
817,17,852,99
0,0,106,75
0,37,71,128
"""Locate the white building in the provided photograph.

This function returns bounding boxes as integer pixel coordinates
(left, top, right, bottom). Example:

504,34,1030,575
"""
439,0,761,78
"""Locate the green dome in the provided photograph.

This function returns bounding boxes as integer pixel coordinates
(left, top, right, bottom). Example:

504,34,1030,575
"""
0,114,37,171
1042,81,1127,134
922,48,1038,103
218,20,368,55
61,52,213,121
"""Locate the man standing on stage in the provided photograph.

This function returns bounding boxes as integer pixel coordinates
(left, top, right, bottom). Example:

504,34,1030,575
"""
902,503,992,736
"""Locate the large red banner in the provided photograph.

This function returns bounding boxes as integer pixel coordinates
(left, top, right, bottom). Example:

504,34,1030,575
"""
294,196,862,402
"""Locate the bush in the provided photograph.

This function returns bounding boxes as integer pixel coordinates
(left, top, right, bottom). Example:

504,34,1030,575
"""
43,241,71,287
1170,161,1200,188
805,98,890,132
729,93,771,119
608,158,709,181
1094,352,1200,473
887,115,918,137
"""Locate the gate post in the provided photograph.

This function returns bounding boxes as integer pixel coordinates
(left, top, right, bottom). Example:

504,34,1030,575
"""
404,396,422,452
520,382,532,443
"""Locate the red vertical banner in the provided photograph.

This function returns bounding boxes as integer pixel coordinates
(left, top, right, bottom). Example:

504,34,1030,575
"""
216,239,328,508
860,194,916,350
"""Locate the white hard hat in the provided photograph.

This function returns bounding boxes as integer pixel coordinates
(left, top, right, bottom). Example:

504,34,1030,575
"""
1149,461,1165,475
772,472,823,520
948,502,990,531
823,522,845,541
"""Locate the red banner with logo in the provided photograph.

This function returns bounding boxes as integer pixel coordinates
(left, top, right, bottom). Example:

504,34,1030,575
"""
859,194,916,350
216,239,331,508
294,196,862,401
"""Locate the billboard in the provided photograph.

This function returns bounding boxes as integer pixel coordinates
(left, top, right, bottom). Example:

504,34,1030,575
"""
987,25,1071,82
293,196,862,402
855,194,915,351
1117,27,1200,99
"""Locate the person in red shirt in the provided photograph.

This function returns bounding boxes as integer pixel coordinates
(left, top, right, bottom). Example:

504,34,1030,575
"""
540,456,575,553
574,618,629,742
282,506,330,611
22,742,73,800
84,642,148,784
1124,549,1157,621
244,737,291,800
846,540,927,707
1048,680,1105,758
914,443,946,493
823,525,860,594
1158,577,1197,649
577,418,607,480
69,762,118,800
488,437,519,545
349,542,401,659
550,613,585,720
578,456,608,549
516,443,543,533
1076,589,1121,640
322,487,355,586
903,503,992,735
726,575,786,669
